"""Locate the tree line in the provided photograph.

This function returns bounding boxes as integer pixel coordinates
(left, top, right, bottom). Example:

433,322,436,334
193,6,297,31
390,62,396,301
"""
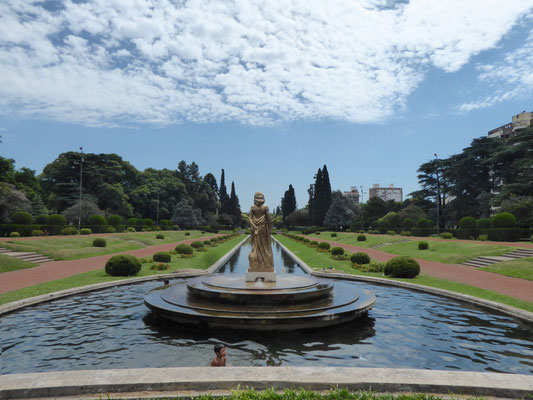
0,152,242,228
277,127,533,232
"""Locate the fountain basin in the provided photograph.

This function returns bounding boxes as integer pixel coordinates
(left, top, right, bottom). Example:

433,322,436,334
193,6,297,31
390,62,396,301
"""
144,274,375,331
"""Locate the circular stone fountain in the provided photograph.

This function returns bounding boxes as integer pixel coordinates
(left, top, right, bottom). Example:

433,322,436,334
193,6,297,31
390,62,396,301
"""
145,193,375,331
144,274,376,331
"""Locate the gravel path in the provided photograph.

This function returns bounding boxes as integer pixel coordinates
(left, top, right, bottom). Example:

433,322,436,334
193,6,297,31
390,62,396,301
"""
0,235,221,294
304,236,533,303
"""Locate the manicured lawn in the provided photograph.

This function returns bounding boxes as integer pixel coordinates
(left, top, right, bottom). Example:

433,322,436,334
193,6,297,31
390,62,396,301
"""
276,235,533,313
306,232,406,248
0,254,34,273
0,230,208,261
0,235,243,305
304,231,510,264
480,257,533,281
383,240,509,264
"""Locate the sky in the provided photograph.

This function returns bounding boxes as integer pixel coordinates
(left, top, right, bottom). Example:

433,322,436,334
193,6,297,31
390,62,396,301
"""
1,0,533,211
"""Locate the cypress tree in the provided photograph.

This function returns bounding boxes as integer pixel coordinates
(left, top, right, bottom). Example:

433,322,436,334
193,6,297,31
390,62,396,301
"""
319,164,332,224
229,181,241,226
281,184,297,221
219,169,230,214
311,168,323,225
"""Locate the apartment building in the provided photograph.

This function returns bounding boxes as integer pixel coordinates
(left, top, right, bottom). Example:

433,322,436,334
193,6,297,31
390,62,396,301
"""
343,186,360,204
488,111,533,139
369,184,403,202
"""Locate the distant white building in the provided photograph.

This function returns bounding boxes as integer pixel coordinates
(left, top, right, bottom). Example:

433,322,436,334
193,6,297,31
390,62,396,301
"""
343,186,360,204
369,184,403,202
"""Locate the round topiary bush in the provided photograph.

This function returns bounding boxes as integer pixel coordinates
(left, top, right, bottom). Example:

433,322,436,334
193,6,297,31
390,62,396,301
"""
317,242,330,251
387,230,396,235
357,234,366,241
48,214,66,226
153,251,171,263
127,227,136,232
489,212,518,241
156,234,164,239
385,256,420,278
331,233,337,237
310,240,318,247
315,232,321,235
105,254,141,276
80,228,92,235
10,210,32,225
440,232,453,239
106,226,116,233
31,229,44,236
203,240,211,246
400,231,412,236
351,252,370,265
61,227,79,235
418,241,429,250
9,232,20,237
89,214,107,226
92,238,107,247
185,232,190,236
176,243,194,256
191,241,204,249
331,247,344,256
107,214,122,226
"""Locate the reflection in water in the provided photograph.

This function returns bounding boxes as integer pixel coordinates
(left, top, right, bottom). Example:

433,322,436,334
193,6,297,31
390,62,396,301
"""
0,239,532,374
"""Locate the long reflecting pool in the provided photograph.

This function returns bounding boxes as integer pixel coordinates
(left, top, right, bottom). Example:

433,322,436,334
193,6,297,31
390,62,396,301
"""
1,239,532,375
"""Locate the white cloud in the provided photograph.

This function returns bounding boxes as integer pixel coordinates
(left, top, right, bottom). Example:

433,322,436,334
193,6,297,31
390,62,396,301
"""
0,0,532,127
459,27,533,113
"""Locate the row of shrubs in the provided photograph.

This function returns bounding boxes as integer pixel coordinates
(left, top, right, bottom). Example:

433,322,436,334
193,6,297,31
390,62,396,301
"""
282,233,420,278
104,233,240,276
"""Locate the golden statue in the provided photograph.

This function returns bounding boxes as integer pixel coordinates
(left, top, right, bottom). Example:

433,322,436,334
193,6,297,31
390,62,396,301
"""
246,192,275,282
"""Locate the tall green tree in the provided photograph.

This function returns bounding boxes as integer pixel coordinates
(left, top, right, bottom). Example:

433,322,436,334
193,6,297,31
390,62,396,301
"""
324,191,355,229
229,181,242,226
219,169,230,215
281,184,297,222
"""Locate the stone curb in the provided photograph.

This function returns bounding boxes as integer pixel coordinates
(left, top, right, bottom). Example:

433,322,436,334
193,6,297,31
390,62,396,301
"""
0,237,249,317
273,237,533,324
0,367,532,399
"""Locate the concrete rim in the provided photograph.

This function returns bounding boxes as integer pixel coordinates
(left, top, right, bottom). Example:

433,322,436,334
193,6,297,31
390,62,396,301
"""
0,367,532,399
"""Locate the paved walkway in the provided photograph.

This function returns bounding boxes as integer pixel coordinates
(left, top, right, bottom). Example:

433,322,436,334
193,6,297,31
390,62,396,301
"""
304,235,533,303
0,235,221,294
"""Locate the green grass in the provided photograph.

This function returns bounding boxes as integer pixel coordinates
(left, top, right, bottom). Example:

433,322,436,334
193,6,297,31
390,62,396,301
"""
0,235,243,305
305,231,509,264
277,235,533,312
480,256,533,281
0,254,35,273
306,232,405,248
197,388,484,400
0,230,208,261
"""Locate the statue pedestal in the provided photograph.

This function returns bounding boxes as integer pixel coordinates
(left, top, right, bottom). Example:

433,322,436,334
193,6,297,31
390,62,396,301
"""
245,271,277,282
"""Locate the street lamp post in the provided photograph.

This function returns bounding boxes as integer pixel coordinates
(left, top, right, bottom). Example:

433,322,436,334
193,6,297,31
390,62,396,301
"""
78,147,84,232
360,185,366,230
434,153,440,236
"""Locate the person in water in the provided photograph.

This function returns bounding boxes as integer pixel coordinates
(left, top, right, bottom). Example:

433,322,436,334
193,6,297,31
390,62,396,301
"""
210,343,226,367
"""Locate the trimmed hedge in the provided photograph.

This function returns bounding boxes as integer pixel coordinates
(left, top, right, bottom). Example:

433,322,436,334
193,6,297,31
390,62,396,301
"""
92,238,107,247
105,255,141,276
317,242,330,251
385,256,420,278
191,241,204,249
331,247,344,256
60,226,79,235
351,252,370,265
440,232,453,239
153,251,171,263
156,234,165,239
418,241,429,250
176,243,194,255
489,212,519,241
80,228,92,235
357,234,366,241
11,211,32,225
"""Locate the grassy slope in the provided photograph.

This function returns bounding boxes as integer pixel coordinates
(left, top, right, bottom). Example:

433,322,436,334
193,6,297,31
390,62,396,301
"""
0,254,34,273
480,256,533,281
277,235,533,312
0,235,243,305
0,231,207,261
306,231,509,264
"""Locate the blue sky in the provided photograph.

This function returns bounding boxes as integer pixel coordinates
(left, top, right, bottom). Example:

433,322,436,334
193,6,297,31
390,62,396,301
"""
1,1,533,211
